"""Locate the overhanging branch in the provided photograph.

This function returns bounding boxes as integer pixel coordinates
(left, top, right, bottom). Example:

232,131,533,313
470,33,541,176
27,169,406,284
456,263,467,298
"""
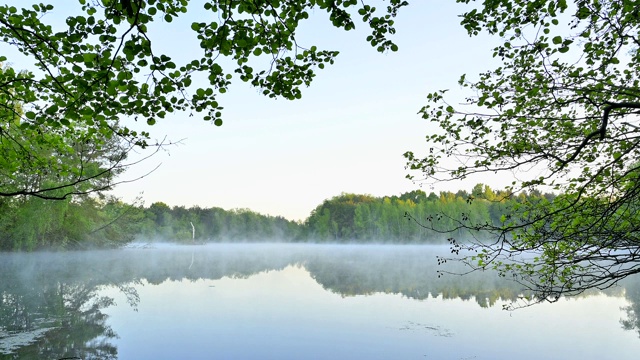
601,101,640,139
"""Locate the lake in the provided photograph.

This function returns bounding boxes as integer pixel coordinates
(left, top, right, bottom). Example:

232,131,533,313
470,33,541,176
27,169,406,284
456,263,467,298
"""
1,243,640,359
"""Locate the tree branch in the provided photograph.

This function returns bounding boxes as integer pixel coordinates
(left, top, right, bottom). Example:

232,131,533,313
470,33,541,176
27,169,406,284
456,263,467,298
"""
601,101,640,139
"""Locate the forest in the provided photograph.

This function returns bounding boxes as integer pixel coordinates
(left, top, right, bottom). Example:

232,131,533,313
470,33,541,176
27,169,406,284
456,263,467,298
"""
0,183,554,250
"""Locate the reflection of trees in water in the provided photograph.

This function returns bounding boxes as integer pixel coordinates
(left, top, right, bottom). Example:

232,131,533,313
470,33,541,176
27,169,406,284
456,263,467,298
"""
3,245,640,356
7,286,117,360
621,276,640,337
0,253,140,359
0,281,119,359
299,248,526,308
97,245,527,307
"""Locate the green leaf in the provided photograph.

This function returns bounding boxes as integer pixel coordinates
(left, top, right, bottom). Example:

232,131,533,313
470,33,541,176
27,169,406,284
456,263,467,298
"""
46,104,59,114
82,53,96,64
576,6,590,19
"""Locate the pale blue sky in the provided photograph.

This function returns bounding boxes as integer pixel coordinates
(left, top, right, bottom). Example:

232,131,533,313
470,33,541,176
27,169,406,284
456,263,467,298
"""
5,1,508,220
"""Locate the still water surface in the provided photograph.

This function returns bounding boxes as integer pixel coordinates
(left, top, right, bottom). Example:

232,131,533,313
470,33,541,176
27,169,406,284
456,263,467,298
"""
2,243,640,359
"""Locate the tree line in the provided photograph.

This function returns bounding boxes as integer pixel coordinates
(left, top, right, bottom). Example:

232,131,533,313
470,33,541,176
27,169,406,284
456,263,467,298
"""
0,183,556,250
304,185,555,242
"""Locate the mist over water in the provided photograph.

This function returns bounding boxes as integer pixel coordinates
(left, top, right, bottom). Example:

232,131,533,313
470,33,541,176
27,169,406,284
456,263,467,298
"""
2,243,640,359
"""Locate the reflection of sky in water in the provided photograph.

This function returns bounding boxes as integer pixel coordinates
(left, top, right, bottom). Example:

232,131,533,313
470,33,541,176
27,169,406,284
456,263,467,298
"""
101,264,640,360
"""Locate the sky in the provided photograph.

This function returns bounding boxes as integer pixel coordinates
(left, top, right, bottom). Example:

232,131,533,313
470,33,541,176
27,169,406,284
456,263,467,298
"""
5,1,507,221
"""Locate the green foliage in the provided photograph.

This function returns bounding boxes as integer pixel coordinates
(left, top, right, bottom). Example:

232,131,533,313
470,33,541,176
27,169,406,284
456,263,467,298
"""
0,195,143,250
137,203,302,242
306,193,378,239
0,64,130,199
405,0,640,302
0,183,554,250
0,0,407,197
304,186,550,243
